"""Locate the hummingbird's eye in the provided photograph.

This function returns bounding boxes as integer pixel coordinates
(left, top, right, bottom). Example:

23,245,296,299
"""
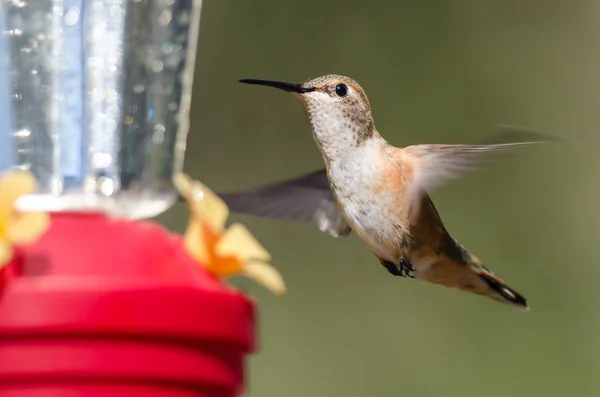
335,83,349,98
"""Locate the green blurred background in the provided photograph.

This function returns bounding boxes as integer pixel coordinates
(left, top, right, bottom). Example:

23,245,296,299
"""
157,1,600,396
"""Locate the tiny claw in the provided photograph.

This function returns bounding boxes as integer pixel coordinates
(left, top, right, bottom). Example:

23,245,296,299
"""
379,256,416,279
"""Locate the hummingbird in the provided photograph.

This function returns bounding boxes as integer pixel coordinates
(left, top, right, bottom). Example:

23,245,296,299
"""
214,74,551,310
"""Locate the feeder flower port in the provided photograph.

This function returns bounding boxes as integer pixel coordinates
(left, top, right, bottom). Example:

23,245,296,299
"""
174,173,286,295
0,170,50,268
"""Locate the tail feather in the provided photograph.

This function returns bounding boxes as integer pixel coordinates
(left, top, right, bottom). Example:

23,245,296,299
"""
451,242,530,310
477,271,529,310
419,246,530,310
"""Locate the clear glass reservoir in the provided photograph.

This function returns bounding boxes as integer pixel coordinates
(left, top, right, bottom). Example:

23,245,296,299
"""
0,0,203,219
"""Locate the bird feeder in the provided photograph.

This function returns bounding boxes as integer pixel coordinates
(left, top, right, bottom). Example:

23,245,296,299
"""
0,1,284,396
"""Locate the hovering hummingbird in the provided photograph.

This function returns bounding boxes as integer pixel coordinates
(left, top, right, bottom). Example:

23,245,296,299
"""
215,74,551,310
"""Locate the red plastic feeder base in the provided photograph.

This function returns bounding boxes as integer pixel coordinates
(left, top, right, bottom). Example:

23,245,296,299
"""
0,213,256,397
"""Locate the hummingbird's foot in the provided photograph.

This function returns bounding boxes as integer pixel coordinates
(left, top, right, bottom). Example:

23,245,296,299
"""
398,255,416,278
379,256,415,279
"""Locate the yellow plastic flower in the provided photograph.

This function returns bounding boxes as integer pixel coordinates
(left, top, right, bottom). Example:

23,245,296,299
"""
174,172,286,295
0,170,50,268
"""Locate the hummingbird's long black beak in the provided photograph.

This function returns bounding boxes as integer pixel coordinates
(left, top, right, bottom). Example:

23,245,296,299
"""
239,78,315,94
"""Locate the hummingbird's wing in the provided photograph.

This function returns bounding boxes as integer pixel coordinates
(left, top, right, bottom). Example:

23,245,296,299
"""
215,169,352,238
401,127,556,218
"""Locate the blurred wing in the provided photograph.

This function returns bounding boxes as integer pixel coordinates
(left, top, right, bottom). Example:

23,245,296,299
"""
483,125,564,145
405,141,536,193
216,169,351,238
402,126,556,217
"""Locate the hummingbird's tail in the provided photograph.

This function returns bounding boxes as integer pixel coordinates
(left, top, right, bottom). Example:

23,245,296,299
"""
422,243,529,310
474,267,529,310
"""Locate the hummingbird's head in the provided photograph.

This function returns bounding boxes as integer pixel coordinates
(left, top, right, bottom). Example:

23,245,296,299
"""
240,74,377,159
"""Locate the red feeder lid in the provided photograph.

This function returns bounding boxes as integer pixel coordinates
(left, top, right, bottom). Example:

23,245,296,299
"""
0,212,256,397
